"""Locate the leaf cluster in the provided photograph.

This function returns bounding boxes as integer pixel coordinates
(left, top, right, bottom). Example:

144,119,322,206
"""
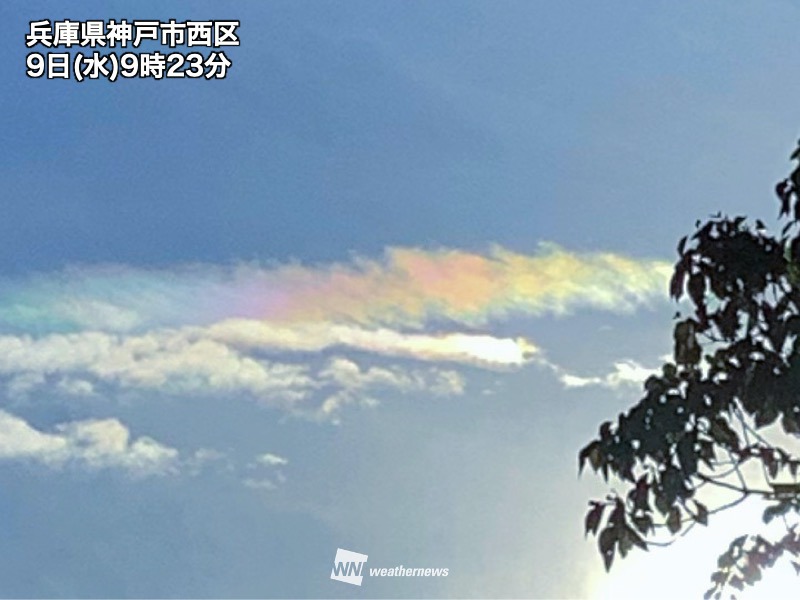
580,141,800,597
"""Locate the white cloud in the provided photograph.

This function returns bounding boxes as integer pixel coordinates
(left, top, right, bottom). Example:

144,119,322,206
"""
0,326,471,422
557,359,656,390
56,378,95,396
242,452,290,490
185,448,230,476
0,330,315,406
255,452,288,467
318,391,374,421
429,369,466,396
314,357,465,419
206,320,538,368
318,356,463,395
0,410,178,476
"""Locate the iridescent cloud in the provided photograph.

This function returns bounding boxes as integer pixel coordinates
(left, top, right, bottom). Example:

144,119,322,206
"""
0,243,671,334
0,244,672,473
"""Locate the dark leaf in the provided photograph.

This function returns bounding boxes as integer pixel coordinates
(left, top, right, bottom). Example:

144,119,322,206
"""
754,399,779,428
578,441,603,474
769,482,800,498
688,274,707,307
598,526,617,572
618,529,633,558
654,490,672,516
718,551,735,570
667,506,682,534
698,441,716,468
710,417,740,451
763,450,779,480
632,514,653,535
782,412,800,435
670,268,686,300
631,476,650,512
626,525,648,551
695,501,708,526
762,501,791,524
585,502,605,537
677,235,688,256
578,442,592,474
677,436,698,477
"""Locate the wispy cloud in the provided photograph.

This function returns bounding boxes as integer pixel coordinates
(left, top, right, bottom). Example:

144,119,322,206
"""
271,243,671,327
0,244,671,333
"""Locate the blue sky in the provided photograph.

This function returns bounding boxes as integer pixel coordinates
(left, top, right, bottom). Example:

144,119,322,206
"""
2,1,800,598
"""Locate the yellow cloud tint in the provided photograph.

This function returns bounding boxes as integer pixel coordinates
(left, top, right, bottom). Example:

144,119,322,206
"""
270,244,672,327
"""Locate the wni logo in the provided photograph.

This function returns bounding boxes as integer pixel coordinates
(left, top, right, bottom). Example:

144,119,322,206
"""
330,548,368,586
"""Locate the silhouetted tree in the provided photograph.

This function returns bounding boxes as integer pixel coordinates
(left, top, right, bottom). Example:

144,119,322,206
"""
580,141,800,598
